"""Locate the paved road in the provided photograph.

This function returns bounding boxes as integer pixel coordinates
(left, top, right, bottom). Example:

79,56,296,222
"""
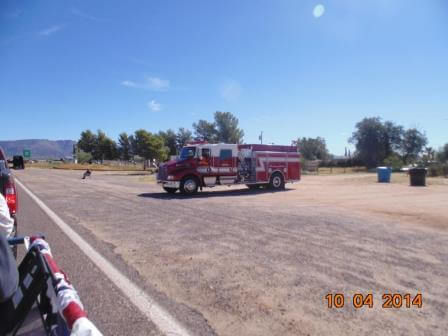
13,169,448,336
16,183,165,335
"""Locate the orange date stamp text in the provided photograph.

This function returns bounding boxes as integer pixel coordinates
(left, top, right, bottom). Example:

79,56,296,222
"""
325,293,422,309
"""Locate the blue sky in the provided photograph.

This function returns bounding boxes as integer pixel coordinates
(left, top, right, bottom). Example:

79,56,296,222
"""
1,0,447,154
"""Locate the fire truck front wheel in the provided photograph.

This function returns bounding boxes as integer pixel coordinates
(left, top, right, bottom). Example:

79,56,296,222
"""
269,172,285,190
180,176,199,195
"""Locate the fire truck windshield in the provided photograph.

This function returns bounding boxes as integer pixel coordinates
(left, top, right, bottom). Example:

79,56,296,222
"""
179,146,196,159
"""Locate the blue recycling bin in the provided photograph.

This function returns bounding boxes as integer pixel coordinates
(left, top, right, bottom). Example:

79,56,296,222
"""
377,166,392,183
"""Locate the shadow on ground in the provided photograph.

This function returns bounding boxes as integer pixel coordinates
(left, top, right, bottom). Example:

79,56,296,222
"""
138,187,294,199
105,172,153,176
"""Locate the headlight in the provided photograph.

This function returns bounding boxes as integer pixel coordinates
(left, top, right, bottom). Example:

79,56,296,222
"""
167,175,174,180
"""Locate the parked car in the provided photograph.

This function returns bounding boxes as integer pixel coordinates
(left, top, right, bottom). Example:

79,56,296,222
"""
0,146,18,256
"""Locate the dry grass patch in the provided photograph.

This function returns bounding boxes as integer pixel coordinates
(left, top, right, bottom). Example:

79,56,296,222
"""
28,161,146,171
138,175,156,183
309,167,367,175
358,172,448,186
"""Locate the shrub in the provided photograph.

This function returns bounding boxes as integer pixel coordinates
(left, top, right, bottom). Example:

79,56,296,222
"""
436,144,448,163
383,154,403,171
428,164,448,177
77,150,92,164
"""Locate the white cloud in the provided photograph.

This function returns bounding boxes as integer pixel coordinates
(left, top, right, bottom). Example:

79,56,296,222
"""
38,25,63,36
313,4,325,18
148,77,170,90
71,8,98,21
121,76,170,91
148,100,162,112
121,80,138,88
220,80,242,102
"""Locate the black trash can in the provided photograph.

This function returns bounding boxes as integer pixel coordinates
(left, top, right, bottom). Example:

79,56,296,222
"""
12,156,25,169
409,168,426,186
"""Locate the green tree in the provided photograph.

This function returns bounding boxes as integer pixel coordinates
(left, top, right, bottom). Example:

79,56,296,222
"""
128,134,136,157
93,130,118,161
214,111,244,143
383,121,404,157
294,137,329,160
400,128,427,163
118,132,132,161
176,128,193,149
77,150,92,164
436,143,448,163
383,153,404,170
349,117,387,168
150,134,169,162
422,146,435,164
132,129,151,158
77,130,97,153
158,129,178,155
192,120,217,142
132,129,168,161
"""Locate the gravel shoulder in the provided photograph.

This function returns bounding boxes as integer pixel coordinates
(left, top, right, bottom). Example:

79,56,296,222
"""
13,169,448,336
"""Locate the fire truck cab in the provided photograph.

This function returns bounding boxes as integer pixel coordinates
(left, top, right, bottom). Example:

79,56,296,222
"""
157,142,301,195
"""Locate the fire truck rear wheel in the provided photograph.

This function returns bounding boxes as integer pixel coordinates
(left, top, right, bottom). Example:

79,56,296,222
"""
180,176,199,195
269,172,285,190
163,187,177,194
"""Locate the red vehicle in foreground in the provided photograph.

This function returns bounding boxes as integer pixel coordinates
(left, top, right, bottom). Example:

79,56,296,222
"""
0,147,18,247
157,143,301,195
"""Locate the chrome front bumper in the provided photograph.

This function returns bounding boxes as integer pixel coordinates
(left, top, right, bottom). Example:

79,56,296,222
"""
158,180,180,188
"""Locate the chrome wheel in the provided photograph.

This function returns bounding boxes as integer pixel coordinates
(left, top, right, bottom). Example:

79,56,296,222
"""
272,176,282,188
184,179,197,192
269,173,285,190
180,176,199,195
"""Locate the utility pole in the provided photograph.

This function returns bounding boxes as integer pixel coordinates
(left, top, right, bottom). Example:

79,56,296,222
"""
259,131,263,144
73,144,78,164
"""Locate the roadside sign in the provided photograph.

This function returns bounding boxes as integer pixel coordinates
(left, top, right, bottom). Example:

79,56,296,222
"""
23,149,31,159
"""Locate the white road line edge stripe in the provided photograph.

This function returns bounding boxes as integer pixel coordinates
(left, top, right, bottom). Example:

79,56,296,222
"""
15,179,192,336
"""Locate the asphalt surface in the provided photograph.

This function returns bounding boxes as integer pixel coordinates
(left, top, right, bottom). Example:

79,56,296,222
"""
12,168,448,336
15,183,164,336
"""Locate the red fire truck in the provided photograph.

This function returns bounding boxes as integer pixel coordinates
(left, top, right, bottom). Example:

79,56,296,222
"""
157,142,301,195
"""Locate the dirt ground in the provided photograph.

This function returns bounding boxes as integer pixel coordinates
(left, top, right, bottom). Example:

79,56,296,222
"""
14,169,448,336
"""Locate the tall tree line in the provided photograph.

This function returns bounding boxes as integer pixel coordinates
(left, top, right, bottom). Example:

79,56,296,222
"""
292,137,330,161
292,117,438,168
192,111,244,144
76,111,244,162
349,117,428,168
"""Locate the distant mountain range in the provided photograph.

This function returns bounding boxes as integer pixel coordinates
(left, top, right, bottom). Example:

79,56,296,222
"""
0,139,76,159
